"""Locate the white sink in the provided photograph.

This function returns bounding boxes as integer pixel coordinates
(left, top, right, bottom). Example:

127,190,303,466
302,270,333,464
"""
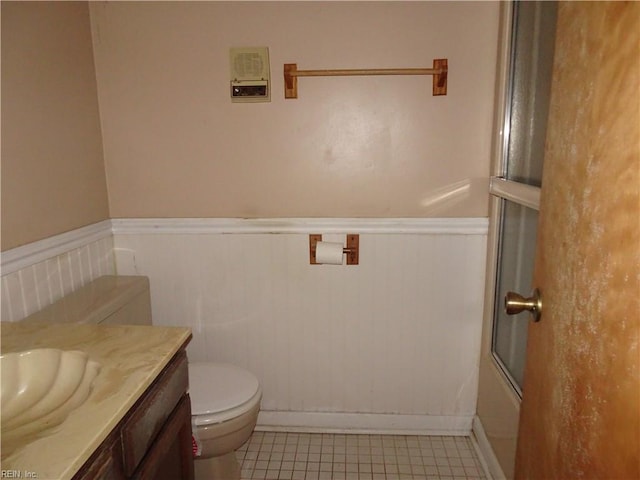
1,349,100,439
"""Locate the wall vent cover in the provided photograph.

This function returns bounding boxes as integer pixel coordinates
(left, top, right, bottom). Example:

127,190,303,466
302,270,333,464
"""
229,47,270,103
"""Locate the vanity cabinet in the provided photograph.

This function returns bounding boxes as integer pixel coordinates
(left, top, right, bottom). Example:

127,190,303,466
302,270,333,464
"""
73,349,194,480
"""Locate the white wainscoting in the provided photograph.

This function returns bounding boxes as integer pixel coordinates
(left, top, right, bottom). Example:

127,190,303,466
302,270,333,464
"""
113,218,488,434
1,221,115,322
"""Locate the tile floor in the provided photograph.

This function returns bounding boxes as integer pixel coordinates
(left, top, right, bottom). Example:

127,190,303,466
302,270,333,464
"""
236,431,487,480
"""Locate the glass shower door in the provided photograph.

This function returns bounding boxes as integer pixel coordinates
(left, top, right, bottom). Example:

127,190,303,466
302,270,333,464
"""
492,201,538,393
490,0,557,396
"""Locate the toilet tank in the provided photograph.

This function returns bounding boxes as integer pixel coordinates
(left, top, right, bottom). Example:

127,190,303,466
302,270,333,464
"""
22,276,152,326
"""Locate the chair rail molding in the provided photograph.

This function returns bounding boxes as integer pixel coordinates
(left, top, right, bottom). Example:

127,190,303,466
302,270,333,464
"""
110,217,489,236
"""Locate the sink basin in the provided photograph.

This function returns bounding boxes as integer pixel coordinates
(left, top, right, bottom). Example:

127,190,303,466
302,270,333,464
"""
1,349,100,439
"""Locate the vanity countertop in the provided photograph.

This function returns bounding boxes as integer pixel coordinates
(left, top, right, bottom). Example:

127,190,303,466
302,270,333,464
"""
0,321,191,480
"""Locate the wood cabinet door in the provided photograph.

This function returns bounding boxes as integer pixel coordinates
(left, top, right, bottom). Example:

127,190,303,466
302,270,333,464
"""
514,2,639,478
133,395,194,480
74,436,125,480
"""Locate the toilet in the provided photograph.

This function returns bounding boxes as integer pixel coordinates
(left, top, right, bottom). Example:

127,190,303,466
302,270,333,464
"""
189,362,262,480
23,275,262,480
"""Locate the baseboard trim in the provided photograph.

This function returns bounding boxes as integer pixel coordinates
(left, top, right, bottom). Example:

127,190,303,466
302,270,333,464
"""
472,415,506,480
256,411,473,436
1,220,113,275
111,217,489,235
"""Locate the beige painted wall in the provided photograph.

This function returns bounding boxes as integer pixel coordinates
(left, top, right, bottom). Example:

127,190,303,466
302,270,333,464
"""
90,1,499,219
1,2,109,251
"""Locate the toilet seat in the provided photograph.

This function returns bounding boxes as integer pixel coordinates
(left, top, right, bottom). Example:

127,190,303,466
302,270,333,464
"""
188,362,261,426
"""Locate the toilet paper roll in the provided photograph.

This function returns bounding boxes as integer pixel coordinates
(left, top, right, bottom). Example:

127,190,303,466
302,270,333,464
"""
316,241,344,265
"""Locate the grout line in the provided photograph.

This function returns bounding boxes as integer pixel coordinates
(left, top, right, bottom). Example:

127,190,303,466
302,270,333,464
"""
236,431,488,480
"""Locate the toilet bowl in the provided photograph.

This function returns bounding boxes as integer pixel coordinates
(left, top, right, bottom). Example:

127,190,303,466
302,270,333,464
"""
189,362,262,480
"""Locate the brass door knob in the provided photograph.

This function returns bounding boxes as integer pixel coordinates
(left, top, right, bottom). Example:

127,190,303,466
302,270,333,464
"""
504,288,542,322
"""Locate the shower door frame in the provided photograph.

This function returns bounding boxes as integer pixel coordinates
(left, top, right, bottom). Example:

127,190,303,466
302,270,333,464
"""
475,2,552,478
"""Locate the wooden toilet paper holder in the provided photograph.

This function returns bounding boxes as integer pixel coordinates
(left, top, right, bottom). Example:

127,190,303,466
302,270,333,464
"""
309,234,359,265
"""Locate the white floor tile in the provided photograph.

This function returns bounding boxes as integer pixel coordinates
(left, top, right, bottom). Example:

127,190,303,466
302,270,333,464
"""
239,432,486,480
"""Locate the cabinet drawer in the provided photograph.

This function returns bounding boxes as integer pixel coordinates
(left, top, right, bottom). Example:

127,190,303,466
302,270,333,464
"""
121,351,188,476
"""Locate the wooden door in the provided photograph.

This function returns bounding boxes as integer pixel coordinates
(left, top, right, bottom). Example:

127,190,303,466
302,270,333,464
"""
515,2,639,479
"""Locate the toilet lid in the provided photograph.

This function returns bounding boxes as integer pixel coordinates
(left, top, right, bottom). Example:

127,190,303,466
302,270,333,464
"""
188,362,260,417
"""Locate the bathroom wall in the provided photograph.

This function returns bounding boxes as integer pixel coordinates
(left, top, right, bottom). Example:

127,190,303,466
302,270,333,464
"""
94,1,499,432
1,2,115,321
89,1,499,219
1,2,110,251
113,218,488,432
